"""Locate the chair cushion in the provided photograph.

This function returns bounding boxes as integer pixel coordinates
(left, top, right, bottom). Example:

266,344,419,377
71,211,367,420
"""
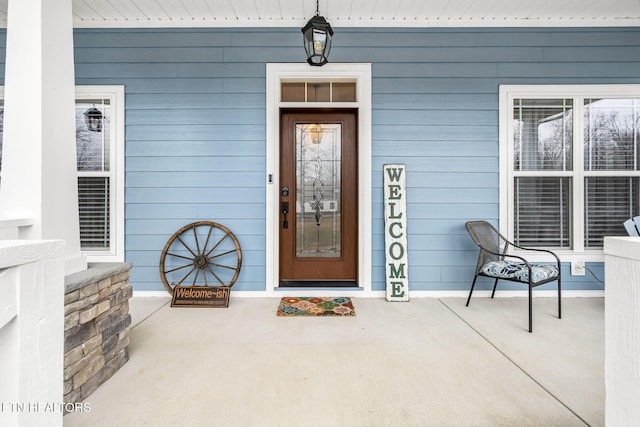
481,260,522,278
515,264,559,282
481,260,559,283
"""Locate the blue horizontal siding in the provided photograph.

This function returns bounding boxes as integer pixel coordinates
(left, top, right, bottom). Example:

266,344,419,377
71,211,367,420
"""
126,156,264,172
75,47,225,63
374,125,498,141
373,109,497,125
372,157,498,172
125,187,265,204
126,108,265,124
126,93,265,109
126,218,266,236
373,93,498,109
126,171,265,188
127,125,264,141
126,139,265,156
337,46,548,63
126,203,265,219
1,27,630,292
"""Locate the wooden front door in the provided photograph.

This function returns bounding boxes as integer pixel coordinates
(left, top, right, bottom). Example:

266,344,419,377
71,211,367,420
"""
279,109,358,286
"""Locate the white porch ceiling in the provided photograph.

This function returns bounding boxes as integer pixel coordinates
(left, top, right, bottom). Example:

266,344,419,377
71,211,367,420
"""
1,0,640,28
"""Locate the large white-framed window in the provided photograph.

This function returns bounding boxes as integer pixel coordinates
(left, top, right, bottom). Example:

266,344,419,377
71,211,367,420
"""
75,86,125,262
500,85,640,261
0,86,124,261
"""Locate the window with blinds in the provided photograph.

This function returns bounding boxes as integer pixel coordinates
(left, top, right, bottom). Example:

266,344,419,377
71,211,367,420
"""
510,93,640,250
583,98,640,247
0,100,112,250
515,177,572,248
584,99,640,171
0,86,123,261
585,177,639,247
513,99,573,247
76,99,112,252
78,176,110,249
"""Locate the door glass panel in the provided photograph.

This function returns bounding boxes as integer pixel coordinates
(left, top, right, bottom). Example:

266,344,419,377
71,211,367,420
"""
295,123,341,258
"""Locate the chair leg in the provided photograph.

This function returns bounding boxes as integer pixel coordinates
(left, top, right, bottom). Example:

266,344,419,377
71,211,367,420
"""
466,275,479,307
490,278,499,299
528,284,533,333
558,277,562,319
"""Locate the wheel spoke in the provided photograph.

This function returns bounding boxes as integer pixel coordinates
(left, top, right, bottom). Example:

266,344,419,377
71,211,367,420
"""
176,266,196,285
193,225,201,255
206,234,228,257
166,252,194,262
209,248,238,260
202,225,214,257
210,261,239,271
177,236,197,258
192,268,200,286
165,263,193,274
206,265,226,286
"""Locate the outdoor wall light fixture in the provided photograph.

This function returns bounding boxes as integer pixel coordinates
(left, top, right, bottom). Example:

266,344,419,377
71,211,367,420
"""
84,107,103,132
301,0,333,66
307,123,324,144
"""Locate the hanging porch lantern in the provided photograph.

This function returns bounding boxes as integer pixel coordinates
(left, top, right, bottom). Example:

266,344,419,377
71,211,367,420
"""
301,0,333,66
84,107,103,132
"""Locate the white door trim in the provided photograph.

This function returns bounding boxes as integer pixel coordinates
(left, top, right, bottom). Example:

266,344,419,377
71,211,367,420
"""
265,63,372,296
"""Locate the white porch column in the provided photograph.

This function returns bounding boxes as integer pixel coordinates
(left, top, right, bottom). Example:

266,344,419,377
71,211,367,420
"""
0,0,86,274
0,240,65,427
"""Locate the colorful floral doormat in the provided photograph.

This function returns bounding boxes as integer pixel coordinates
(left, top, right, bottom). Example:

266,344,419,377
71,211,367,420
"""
276,297,356,317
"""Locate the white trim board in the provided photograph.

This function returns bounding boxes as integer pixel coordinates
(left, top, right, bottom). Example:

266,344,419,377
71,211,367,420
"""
132,290,604,298
76,85,126,262
265,63,372,296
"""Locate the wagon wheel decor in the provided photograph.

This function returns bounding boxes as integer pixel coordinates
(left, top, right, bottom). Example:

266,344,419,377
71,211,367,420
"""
159,221,242,295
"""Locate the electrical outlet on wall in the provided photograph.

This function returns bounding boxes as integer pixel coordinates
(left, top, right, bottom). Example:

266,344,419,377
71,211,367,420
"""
571,261,586,276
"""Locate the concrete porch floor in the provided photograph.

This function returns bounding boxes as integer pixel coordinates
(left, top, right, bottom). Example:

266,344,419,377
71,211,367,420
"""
64,296,604,427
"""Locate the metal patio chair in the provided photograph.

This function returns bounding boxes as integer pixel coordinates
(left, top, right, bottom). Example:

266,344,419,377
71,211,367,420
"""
623,216,640,236
464,221,562,332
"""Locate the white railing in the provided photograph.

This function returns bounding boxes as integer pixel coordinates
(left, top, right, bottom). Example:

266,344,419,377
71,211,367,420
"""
0,240,65,427
604,236,640,427
0,217,34,239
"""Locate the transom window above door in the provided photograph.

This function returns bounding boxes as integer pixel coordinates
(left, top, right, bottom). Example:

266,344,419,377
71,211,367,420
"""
281,81,356,103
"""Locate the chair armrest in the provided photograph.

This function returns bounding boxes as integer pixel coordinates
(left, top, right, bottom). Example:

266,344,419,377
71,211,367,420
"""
507,243,561,267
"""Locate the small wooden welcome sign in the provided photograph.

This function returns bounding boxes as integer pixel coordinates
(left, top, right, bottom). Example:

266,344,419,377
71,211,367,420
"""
383,164,409,302
171,285,230,308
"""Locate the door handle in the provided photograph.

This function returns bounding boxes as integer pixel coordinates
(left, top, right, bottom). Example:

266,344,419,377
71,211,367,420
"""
281,202,289,229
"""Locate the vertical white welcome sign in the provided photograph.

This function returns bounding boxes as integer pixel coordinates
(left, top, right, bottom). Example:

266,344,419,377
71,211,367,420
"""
384,164,409,302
